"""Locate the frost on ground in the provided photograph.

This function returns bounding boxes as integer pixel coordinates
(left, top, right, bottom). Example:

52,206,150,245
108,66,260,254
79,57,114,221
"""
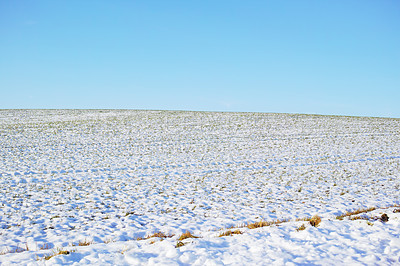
0,110,399,265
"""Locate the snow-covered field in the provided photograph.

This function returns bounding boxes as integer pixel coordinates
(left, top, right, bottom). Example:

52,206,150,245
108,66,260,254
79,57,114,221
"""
1,109,399,265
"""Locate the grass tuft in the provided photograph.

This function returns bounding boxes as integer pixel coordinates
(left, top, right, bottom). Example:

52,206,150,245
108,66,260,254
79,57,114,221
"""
295,217,312,222
178,231,199,241
0,246,27,255
43,248,74,261
78,239,93,246
175,241,185,248
146,231,174,240
124,211,136,217
349,215,369,221
104,238,115,244
296,224,306,231
246,219,290,229
39,243,51,250
309,215,321,227
218,229,243,237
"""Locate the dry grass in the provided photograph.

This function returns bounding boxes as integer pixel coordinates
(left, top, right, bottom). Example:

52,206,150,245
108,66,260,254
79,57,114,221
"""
0,248,10,256
146,231,174,240
0,246,27,255
295,217,312,222
124,211,136,217
120,246,129,254
78,239,93,246
296,224,306,231
349,215,369,221
218,229,243,237
39,243,51,250
0,243,52,256
178,231,199,241
104,238,115,244
246,219,290,229
336,207,376,220
347,213,389,222
309,215,321,227
43,248,74,261
175,241,185,248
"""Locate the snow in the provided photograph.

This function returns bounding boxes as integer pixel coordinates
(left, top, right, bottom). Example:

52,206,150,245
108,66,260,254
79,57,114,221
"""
0,110,399,265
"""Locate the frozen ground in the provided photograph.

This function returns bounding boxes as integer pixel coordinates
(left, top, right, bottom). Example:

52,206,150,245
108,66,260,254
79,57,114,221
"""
0,109,399,265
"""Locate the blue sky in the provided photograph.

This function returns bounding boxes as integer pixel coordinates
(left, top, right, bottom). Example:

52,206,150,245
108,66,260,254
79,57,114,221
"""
1,1,399,117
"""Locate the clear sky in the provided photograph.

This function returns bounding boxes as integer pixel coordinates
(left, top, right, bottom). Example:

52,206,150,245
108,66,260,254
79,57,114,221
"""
1,1,399,117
